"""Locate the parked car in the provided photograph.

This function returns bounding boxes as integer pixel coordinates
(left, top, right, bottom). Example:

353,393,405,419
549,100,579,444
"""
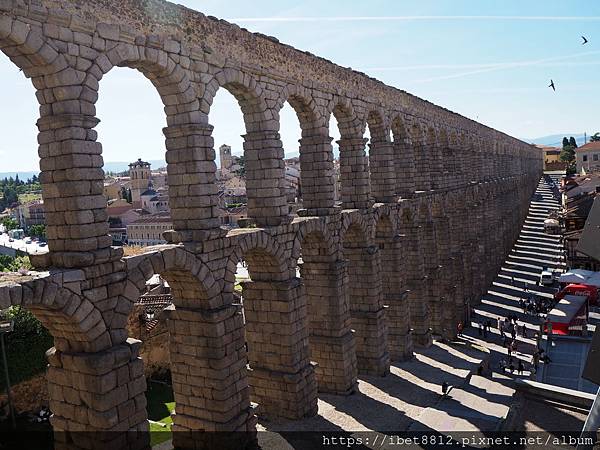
540,270,554,286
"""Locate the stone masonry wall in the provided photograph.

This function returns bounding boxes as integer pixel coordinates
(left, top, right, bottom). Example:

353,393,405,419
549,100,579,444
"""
0,1,543,449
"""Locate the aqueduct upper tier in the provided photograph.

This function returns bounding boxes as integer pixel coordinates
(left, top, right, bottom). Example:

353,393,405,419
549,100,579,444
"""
0,0,542,449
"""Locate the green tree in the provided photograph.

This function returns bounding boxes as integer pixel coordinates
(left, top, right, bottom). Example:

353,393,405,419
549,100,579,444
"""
0,254,13,271
562,137,570,148
590,132,600,142
29,224,46,240
569,136,578,148
1,217,19,231
0,255,31,272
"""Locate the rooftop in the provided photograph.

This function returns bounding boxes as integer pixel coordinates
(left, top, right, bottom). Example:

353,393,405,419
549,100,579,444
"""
577,196,600,263
129,212,172,224
577,141,600,152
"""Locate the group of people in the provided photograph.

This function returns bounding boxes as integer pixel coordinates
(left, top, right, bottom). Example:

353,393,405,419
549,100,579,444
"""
499,356,525,375
518,294,554,317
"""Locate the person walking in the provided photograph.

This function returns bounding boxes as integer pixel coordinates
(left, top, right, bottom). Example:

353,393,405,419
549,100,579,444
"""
457,322,464,337
507,341,512,357
518,359,524,375
511,327,516,341
532,352,540,372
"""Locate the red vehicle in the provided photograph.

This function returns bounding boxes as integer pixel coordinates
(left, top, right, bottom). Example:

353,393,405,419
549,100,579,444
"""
554,283,599,306
545,294,589,336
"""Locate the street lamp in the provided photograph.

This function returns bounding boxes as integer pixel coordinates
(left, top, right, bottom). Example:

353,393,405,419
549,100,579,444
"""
0,315,16,429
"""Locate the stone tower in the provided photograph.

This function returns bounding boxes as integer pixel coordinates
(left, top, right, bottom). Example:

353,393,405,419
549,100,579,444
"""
219,144,233,170
129,158,151,208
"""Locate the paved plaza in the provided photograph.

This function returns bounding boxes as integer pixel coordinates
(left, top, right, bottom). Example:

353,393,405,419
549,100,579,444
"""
257,174,596,449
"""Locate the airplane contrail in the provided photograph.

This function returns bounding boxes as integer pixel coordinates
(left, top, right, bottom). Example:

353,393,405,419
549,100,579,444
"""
228,15,600,23
410,50,600,83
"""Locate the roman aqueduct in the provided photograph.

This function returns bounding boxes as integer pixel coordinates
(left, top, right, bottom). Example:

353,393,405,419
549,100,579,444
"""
0,0,542,448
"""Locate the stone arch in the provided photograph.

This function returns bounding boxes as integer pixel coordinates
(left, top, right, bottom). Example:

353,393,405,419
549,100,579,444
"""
227,229,317,419
366,108,390,144
121,246,253,446
226,230,292,283
275,84,323,135
202,68,270,131
0,277,110,353
391,114,409,142
366,109,396,202
275,85,336,211
123,246,220,308
291,218,357,394
291,218,337,263
409,121,431,191
373,210,412,360
328,97,362,139
92,41,199,121
340,212,389,375
203,68,289,225
0,17,68,81
371,205,398,240
329,99,372,208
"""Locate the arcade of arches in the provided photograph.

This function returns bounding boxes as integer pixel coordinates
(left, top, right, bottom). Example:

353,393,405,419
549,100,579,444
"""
0,1,542,449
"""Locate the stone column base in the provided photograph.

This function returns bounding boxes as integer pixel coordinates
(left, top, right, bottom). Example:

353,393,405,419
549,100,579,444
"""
310,331,358,395
350,308,390,376
412,329,433,348
389,332,414,362
249,363,318,420
171,405,257,450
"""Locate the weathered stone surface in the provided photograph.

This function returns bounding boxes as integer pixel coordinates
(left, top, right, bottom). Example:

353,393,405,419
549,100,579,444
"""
0,2,542,450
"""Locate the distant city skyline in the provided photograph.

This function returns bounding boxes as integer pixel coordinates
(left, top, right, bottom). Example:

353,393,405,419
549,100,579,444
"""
1,0,600,171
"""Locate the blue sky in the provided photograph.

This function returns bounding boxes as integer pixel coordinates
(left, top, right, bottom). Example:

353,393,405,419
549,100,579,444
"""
1,0,600,171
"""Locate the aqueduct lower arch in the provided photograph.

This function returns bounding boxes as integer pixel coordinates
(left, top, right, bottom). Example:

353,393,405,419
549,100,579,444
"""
0,1,542,449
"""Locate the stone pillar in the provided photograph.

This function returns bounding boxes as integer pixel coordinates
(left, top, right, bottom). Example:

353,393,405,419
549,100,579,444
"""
165,304,256,450
163,123,221,236
369,138,397,203
297,134,337,215
48,340,149,450
394,140,416,198
243,130,290,227
449,203,468,325
429,142,444,191
345,244,390,375
400,218,432,347
338,137,372,209
381,234,414,361
418,208,444,336
37,113,111,269
433,213,458,339
242,278,317,419
300,259,358,394
413,142,432,192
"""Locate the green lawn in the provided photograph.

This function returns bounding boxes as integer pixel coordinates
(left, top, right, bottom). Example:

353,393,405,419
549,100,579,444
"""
17,192,42,204
0,334,53,391
146,381,175,446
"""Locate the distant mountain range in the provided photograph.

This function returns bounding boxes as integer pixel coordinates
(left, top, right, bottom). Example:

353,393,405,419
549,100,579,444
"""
523,133,587,147
0,159,168,181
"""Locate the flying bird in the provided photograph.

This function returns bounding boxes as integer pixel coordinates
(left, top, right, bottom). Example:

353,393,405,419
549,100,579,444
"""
548,79,555,91
582,35,589,45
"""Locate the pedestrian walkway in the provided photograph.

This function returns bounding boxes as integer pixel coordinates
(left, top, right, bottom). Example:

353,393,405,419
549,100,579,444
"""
465,175,565,381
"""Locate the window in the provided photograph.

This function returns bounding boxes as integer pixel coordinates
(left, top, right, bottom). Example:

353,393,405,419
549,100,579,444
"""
594,154,599,162
583,155,588,162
